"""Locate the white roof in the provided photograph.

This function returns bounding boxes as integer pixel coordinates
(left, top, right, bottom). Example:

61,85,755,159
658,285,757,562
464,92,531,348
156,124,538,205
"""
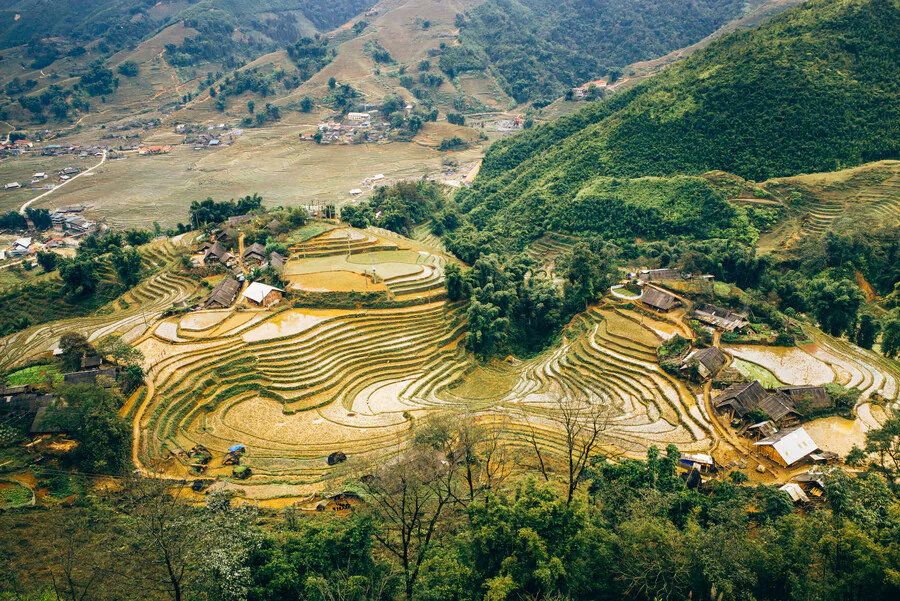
371,174,385,180
349,188,363,195
779,483,809,503
13,238,32,248
242,282,283,303
33,172,46,178
754,427,817,466
681,453,714,466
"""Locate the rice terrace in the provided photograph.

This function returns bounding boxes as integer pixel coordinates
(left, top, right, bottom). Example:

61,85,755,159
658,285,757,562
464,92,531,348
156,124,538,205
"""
4,0,900,598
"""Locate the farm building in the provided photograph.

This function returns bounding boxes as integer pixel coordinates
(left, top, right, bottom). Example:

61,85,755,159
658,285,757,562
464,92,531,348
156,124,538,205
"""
779,483,809,503
776,385,832,414
243,242,266,265
713,381,799,423
753,427,818,467
682,346,728,379
202,276,240,309
638,268,683,282
242,282,283,307
218,227,238,244
80,355,103,370
692,304,751,333
4,182,21,190
204,242,230,265
269,251,286,273
347,112,371,121
640,287,679,312
679,453,715,473
227,214,254,226
63,367,118,387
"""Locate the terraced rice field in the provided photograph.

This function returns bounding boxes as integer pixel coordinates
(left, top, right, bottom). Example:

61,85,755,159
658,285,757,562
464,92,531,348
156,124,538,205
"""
284,228,448,299
724,332,900,434
0,238,198,368
766,161,900,243
134,302,715,490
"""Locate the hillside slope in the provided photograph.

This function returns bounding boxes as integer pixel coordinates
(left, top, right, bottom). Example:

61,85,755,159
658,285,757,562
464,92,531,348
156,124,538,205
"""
455,0,752,105
456,0,900,246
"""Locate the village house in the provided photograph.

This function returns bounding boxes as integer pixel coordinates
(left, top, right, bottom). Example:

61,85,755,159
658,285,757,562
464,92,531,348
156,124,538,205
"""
753,427,818,467
681,346,728,380
347,112,371,121
31,172,48,183
776,385,833,414
63,367,118,387
202,276,241,309
639,287,680,312
227,214,254,227
691,303,751,333
713,381,800,423
637,268,684,282
4,182,21,190
572,79,608,99
268,251,286,274
242,242,267,265
242,282,283,307
203,241,231,265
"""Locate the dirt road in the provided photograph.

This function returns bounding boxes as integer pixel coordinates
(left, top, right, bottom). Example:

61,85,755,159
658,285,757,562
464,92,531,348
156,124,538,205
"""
18,150,107,215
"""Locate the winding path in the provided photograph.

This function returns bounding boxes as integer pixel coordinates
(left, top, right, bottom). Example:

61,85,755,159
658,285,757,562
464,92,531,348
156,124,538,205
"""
18,149,107,215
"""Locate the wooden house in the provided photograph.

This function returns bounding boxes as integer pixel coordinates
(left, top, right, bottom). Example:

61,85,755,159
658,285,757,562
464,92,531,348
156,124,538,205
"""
242,282,283,307
640,287,679,312
753,427,818,467
202,276,240,309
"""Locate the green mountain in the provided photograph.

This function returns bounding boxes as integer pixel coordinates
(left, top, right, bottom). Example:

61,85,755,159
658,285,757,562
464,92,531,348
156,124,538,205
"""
455,0,900,248
451,0,752,105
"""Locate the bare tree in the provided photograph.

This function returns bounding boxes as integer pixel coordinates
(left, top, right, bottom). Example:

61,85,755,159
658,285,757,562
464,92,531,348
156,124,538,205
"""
48,510,105,601
415,413,511,505
121,477,199,601
361,445,459,601
520,383,615,504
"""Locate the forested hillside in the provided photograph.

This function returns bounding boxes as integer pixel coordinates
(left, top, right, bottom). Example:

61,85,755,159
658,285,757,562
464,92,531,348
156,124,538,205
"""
455,0,900,247
452,0,750,105
0,0,374,52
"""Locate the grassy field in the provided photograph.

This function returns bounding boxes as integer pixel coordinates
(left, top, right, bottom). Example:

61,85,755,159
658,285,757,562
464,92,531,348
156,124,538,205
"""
22,129,484,228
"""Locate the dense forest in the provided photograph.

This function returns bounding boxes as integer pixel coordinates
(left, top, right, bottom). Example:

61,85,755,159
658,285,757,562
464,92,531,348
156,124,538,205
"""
454,0,900,251
453,0,750,105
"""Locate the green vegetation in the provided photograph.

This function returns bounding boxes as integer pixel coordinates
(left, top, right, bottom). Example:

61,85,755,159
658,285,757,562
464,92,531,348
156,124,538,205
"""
5,363,62,386
454,0,747,105
459,0,900,251
7,422,900,600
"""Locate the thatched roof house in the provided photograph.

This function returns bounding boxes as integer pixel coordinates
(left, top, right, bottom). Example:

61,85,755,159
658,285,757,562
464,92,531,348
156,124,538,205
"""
638,269,683,282
683,346,728,379
243,242,266,263
692,303,750,332
269,251,286,273
776,385,832,413
204,241,229,264
202,276,240,309
713,381,798,422
640,287,679,312
63,367,118,387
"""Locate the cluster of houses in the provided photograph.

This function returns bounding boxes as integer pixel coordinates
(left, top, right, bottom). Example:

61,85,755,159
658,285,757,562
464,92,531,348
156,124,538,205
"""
713,380,838,468
191,215,287,311
177,122,242,150
304,110,400,145
50,206,97,236
1,355,119,436
138,145,171,156
571,79,609,100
